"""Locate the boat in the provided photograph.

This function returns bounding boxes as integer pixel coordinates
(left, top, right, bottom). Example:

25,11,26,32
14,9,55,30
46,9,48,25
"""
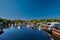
52,28,60,40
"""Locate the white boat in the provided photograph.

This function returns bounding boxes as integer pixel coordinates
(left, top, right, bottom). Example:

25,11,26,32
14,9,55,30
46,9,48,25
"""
38,26,42,30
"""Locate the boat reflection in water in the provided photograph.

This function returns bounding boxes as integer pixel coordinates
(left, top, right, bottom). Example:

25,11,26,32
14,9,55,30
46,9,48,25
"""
0,26,3,34
17,26,20,29
0,23,11,35
0,24,51,40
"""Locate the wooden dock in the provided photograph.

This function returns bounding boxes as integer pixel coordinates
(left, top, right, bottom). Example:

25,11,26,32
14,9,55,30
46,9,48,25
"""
52,28,60,40
42,26,60,40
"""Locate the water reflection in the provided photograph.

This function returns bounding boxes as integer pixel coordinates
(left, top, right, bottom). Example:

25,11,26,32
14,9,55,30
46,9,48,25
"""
12,23,42,30
0,30,3,34
0,28,3,35
0,23,43,35
17,26,20,29
0,23,44,32
0,23,44,35
0,24,51,40
0,23,11,35
38,26,42,30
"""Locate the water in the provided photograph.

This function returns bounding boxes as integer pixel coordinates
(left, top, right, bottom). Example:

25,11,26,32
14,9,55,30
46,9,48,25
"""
0,26,51,40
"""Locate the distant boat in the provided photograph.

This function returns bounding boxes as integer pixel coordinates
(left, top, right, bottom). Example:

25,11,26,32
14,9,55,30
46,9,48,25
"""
37,23,40,27
31,24,34,28
38,26,42,30
27,25,30,27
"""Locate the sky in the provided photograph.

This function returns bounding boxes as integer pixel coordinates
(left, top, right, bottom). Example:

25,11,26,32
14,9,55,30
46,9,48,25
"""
0,0,60,20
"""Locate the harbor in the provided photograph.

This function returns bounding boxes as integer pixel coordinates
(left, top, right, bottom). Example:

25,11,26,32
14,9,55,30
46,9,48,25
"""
0,18,60,40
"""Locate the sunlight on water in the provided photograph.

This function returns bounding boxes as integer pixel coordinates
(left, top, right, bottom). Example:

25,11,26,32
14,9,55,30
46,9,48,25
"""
17,26,20,29
0,26,51,40
38,28,41,30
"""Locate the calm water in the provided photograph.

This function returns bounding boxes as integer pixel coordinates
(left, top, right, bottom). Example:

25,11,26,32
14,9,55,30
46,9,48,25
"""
0,26,51,40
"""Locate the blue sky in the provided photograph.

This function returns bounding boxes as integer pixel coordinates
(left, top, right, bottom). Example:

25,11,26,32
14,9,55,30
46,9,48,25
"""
0,0,60,20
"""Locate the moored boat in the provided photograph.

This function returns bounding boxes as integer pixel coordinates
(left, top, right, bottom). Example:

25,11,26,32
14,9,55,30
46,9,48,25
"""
52,28,60,40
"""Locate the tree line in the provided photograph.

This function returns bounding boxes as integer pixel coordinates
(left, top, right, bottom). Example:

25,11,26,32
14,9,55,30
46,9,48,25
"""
0,18,60,24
